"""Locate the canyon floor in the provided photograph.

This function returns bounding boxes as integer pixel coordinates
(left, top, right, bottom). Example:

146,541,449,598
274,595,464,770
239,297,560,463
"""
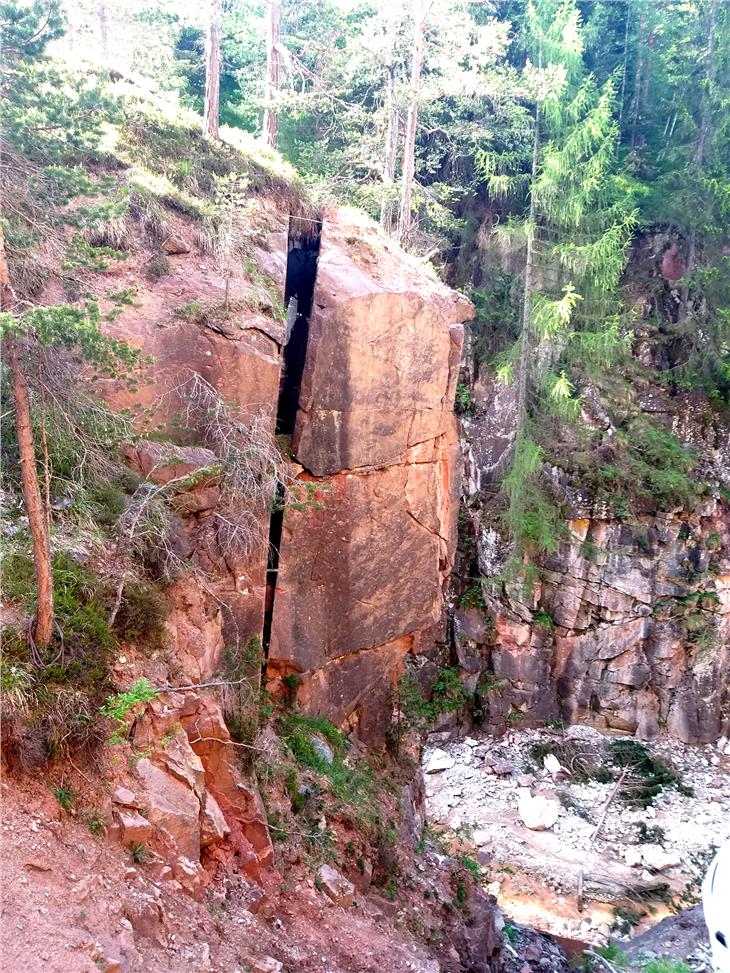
423,725,729,953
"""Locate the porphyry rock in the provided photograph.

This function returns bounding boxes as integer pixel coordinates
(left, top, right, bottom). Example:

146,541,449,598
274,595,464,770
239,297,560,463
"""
117,810,154,847
135,758,201,861
112,787,139,807
201,792,230,848
161,234,191,255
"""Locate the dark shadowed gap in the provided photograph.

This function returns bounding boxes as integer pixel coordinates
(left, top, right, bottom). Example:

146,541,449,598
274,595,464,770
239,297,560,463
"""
262,215,322,662
276,216,323,436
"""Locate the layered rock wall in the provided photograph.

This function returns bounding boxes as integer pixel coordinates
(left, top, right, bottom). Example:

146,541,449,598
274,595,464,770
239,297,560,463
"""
456,228,730,744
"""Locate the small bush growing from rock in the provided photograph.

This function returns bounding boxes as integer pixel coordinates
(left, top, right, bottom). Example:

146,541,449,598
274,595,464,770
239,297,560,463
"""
53,781,78,812
101,677,158,745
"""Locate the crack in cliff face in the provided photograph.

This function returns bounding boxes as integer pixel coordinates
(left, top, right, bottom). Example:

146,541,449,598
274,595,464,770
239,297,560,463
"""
262,215,323,661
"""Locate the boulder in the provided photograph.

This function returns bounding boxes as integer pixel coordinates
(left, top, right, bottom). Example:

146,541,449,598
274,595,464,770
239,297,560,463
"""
173,856,206,899
518,792,560,831
543,753,564,776
317,864,355,907
117,810,154,847
135,758,202,861
112,787,139,807
424,749,455,773
642,844,682,872
161,234,191,255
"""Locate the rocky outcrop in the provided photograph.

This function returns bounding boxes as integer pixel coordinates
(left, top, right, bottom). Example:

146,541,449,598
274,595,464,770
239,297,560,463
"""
460,417,730,744
268,217,472,740
110,691,273,899
457,232,730,743
100,208,470,746
101,214,285,653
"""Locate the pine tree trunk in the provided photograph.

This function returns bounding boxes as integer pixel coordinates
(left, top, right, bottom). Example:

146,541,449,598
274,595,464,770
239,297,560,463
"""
629,6,646,151
98,0,109,61
515,101,540,441
380,63,399,233
680,0,718,319
617,3,630,147
263,0,281,148
0,231,54,651
203,0,221,140
398,0,427,246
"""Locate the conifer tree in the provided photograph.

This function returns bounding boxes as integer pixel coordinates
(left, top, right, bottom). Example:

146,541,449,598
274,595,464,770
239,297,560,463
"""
481,0,637,571
203,0,221,138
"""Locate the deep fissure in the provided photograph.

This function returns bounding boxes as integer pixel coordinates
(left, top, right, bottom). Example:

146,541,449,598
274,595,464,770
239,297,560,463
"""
262,215,323,660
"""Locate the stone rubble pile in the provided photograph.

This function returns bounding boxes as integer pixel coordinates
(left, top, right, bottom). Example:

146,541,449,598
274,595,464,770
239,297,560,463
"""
422,726,730,942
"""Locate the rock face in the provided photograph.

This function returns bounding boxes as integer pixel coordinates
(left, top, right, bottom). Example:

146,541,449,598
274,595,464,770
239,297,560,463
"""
110,692,273,899
102,210,470,746
476,502,730,743
268,217,472,740
455,224,730,745
101,215,285,658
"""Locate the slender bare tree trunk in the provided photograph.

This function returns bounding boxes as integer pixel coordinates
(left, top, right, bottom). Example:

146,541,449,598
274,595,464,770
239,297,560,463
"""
380,63,399,233
616,1,630,148
0,229,54,650
203,0,221,139
398,0,427,245
98,0,109,61
629,5,646,151
515,99,540,442
680,0,718,319
263,0,282,148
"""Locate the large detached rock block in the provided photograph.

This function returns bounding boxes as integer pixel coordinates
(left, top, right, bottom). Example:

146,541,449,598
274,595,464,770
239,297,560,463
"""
270,218,472,740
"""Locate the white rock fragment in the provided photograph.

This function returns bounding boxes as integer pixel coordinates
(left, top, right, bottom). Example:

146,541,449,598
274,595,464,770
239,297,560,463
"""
543,753,563,776
425,749,455,773
518,792,560,831
624,847,643,868
641,844,682,872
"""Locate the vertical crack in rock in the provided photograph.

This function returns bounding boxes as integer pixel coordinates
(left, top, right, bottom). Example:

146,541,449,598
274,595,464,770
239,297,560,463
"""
262,215,323,663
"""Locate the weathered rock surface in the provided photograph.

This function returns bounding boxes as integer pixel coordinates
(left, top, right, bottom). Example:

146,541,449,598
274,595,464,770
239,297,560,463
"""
479,508,730,743
458,225,730,745
424,748,456,773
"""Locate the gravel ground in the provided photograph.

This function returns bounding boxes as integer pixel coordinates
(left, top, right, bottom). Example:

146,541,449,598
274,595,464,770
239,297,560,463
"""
422,725,729,945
